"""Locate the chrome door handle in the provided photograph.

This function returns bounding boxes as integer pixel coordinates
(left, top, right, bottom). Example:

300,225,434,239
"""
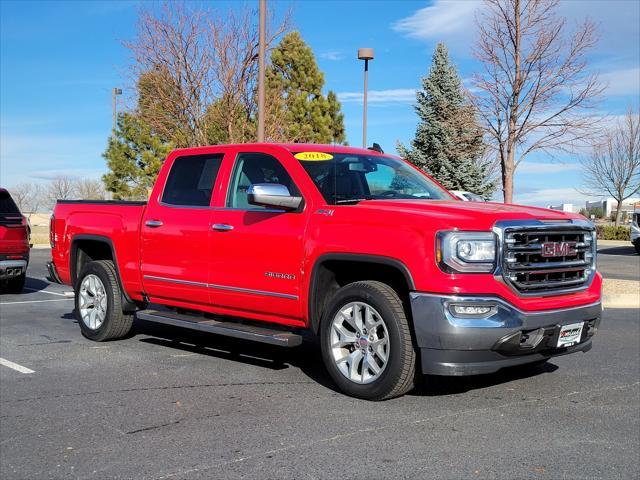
145,220,163,228
212,223,234,231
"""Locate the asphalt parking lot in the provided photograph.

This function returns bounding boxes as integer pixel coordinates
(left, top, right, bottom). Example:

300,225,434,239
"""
1,249,638,479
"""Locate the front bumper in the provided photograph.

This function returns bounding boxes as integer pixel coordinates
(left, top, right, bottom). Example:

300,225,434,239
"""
410,293,601,376
0,259,27,280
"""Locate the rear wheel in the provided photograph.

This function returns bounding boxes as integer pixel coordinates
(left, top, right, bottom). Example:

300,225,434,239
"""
320,281,416,400
75,260,134,341
4,272,26,293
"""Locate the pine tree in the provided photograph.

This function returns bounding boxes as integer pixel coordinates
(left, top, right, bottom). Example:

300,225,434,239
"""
102,112,173,200
266,31,346,144
398,43,495,198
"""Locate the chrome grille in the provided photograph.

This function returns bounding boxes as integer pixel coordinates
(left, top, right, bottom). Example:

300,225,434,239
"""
502,227,595,294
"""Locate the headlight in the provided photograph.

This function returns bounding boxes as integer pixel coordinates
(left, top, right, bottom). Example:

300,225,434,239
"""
437,231,496,273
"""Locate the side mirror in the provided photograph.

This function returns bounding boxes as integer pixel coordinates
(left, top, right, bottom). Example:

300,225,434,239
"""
247,184,303,211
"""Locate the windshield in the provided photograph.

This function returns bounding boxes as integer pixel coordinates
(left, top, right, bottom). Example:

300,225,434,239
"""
296,153,451,204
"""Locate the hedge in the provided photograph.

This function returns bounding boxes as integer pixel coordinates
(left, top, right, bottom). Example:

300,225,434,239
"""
595,225,631,241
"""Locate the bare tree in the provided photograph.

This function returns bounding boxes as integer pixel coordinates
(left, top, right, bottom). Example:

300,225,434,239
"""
473,0,604,203
45,176,77,210
581,108,640,226
75,179,106,200
8,183,43,213
128,2,288,147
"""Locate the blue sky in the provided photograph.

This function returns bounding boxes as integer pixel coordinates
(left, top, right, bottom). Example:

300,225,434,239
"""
1,0,639,206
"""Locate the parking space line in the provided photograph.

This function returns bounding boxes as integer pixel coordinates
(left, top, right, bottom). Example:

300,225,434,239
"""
0,298,73,305
23,288,70,297
0,357,35,374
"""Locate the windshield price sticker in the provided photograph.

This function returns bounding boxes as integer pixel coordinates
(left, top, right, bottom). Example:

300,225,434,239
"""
294,152,334,161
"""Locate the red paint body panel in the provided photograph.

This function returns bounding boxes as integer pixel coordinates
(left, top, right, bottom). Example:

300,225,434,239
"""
51,143,601,329
0,188,29,257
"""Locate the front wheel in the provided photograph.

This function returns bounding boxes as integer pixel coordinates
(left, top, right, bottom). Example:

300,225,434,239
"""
320,281,416,400
75,260,134,341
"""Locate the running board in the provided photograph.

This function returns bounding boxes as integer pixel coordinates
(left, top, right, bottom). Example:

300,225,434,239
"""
136,309,303,347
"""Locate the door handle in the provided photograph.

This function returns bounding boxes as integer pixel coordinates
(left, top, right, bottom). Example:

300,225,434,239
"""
145,220,163,228
212,223,234,231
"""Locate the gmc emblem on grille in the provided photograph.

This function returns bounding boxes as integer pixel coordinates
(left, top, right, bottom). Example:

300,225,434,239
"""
541,241,577,257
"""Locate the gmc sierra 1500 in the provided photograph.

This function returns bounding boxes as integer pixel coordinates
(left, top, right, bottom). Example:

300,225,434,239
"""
48,144,601,400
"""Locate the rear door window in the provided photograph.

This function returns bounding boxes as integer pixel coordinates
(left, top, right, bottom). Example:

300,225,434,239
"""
162,154,223,207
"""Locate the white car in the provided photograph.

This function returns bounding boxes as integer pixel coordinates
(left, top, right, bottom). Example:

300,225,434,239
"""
451,190,486,202
632,210,640,254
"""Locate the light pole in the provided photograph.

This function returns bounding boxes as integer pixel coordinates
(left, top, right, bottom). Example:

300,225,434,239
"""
257,0,266,142
358,48,374,148
112,87,122,135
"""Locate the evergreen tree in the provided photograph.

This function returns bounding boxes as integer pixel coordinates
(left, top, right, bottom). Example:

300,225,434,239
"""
102,112,173,200
267,31,346,144
327,91,346,144
398,43,494,198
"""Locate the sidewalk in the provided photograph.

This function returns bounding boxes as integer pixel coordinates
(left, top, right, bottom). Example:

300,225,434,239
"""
603,278,640,309
598,239,632,248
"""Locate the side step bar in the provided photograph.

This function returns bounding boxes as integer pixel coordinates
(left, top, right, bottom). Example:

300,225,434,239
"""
136,309,303,347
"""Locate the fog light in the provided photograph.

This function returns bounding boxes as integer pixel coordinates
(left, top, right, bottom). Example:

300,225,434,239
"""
449,303,497,318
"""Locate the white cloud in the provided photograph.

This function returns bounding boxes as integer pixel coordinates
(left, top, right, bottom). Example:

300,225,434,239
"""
393,0,640,63
0,131,107,186
393,1,482,40
600,66,640,96
319,50,345,61
30,169,105,181
337,88,417,104
513,187,594,207
392,1,483,54
517,162,581,175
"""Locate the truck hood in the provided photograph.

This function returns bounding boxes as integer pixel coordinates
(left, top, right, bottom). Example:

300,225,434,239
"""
353,199,580,229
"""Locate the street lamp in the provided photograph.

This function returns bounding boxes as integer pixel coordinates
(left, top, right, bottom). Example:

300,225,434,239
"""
358,47,374,148
112,87,122,135
257,0,266,142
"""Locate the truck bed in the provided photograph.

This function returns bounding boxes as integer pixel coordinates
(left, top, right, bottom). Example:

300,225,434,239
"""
51,200,147,297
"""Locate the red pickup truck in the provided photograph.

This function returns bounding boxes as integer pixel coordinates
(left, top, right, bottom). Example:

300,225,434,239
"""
49,144,601,400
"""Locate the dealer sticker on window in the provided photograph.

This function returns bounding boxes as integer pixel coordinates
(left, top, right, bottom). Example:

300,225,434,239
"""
294,152,333,161
557,322,584,348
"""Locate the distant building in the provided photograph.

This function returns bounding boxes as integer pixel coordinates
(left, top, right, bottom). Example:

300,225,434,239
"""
548,203,577,213
585,197,640,217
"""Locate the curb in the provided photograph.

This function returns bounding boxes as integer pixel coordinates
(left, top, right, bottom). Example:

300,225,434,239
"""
602,278,639,309
603,295,640,309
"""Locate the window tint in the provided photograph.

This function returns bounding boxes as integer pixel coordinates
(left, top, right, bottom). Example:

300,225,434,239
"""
162,154,222,206
297,153,450,204
227,153,299,209
0,190,21,214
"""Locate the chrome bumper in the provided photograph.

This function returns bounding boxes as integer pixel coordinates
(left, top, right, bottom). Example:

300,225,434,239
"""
0,260,27,280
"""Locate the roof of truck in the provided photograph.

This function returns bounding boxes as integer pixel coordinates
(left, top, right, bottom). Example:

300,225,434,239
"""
171,143,395,157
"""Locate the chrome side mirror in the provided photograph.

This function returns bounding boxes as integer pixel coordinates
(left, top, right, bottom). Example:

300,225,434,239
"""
247,184,303,211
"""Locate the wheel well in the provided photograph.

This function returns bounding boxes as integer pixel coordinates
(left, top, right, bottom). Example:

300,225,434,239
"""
309,258,413,334
72,240,113,285
71,237,139,312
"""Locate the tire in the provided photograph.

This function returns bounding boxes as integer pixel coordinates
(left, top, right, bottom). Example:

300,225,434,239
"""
634,243,640,255
320,281,416,400
75,260,134,341
5,272,26,293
